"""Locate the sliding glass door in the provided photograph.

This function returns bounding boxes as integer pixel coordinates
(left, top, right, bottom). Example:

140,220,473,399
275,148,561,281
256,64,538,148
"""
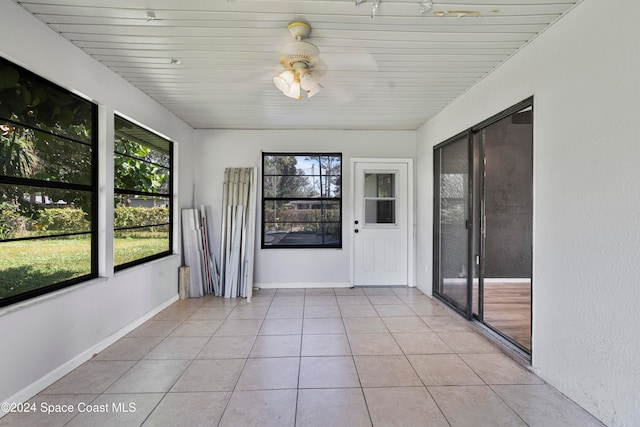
433,132,472,317
473,104,533,352
434,98,533,354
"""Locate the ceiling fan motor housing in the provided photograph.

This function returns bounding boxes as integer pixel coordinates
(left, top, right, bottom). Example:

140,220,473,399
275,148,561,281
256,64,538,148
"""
279,40,320,69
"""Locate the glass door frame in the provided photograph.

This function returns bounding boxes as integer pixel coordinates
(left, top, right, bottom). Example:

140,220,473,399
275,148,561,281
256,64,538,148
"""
432,129,475,320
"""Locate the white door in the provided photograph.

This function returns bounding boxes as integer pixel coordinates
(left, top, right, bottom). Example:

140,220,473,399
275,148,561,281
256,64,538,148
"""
352,160,411,286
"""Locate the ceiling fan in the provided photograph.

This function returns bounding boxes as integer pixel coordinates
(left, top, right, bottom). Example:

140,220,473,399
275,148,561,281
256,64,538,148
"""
273,22,323,100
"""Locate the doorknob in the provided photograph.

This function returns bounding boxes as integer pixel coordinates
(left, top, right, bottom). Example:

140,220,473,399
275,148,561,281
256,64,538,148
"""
354,220,359,224
354,229,359,233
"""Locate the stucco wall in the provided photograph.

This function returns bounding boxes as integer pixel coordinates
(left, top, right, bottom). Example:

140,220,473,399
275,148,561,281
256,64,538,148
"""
416,0,640,425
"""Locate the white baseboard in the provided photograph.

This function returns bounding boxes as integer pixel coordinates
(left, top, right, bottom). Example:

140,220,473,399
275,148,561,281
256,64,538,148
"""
254,282,352,289
0,294,179,418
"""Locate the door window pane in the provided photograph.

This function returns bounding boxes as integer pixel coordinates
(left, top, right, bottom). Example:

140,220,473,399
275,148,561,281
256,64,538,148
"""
365,173,395,197
365,200,395,224
364,173,396,225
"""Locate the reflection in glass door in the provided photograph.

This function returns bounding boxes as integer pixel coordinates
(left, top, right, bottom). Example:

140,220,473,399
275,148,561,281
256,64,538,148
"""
433,132,471,317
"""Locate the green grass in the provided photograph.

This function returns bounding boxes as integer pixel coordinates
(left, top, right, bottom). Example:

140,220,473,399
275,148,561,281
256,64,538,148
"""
1,235,169,301
114,236,169,266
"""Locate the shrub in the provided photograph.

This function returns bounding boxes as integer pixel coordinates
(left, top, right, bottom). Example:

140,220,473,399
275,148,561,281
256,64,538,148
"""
114,206,168,230
37,208,90,232
0,202,26,239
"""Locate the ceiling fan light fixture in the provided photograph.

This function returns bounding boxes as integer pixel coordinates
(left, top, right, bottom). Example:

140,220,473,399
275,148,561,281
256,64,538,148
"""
300,71,323,97
274,70,302,99
285,81,302,99
274,22,323,100
273,70,295,94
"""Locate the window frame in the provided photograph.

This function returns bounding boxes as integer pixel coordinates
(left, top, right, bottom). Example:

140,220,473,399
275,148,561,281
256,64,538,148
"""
261,152,342,249
113,115,173,270
0,57,98,307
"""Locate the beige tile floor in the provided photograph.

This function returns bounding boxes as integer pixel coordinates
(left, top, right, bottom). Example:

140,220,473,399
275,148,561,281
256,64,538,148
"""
0,287,605,427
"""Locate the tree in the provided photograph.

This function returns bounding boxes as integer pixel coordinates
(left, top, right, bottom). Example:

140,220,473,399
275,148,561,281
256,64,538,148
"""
263,155,311,198
0,125,38,178
114,138,170,207
1,59,94,214
306,154,341,198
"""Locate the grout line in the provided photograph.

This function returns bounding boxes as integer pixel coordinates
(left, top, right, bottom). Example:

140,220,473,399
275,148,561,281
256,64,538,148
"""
214,293,272,426
23,287,596,426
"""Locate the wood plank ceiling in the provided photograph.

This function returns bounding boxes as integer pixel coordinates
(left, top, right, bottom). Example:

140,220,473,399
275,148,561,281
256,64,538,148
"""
14,0,580,130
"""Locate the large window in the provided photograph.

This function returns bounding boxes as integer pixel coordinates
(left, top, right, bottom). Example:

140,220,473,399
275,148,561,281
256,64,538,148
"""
0,57,97,307
262,153,341,248
114,116,172,269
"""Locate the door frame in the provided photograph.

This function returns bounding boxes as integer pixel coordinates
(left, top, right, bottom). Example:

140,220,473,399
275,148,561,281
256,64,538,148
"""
350,158,414,287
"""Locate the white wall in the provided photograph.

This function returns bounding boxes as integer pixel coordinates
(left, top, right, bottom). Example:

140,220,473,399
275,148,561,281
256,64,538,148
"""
0,2,195,408
416,0,640,425
194,129,416,287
